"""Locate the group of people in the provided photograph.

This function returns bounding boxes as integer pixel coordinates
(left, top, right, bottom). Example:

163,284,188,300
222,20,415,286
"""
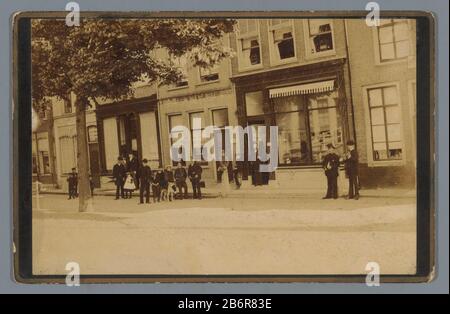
112,155,204,204
322,140,360,200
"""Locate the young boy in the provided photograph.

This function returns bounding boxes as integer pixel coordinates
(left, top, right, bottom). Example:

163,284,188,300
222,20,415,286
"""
151,171,160,203
344,140,360,200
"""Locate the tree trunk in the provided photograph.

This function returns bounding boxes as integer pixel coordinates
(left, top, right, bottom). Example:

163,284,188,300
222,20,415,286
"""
75,98,91,212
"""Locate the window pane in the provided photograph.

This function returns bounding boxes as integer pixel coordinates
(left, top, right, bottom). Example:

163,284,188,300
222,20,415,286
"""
387,124,402,142
373,147,388,160
385,106,400,124
370,107,385,125
247,19,257,32
372,125,386,142
276,111,309,164
309,107,342,163
395,40,410,58
380,43,395,60
189,112,204,129
388,141,402,149
273,95,304,113
309,19,332,35
368,88,383,107
273,28,295,59
379,26,394,44
212,109,229,127
169,114,183,129
383,86,398,105
245,91,265,116
379,19,393,26
394,22,409,41
241,37,261,66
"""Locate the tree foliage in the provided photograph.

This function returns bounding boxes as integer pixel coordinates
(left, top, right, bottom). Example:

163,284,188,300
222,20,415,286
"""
31,18,235,105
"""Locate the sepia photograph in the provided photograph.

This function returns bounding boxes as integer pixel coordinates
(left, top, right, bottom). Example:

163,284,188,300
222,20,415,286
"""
14,11,433,282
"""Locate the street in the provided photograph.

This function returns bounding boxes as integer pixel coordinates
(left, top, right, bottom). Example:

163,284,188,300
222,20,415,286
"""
32,194,416,275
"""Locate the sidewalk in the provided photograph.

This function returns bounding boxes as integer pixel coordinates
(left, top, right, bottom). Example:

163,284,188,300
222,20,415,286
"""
38,183,416,199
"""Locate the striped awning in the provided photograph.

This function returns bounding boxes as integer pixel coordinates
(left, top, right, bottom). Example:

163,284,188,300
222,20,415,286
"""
269,80,335,98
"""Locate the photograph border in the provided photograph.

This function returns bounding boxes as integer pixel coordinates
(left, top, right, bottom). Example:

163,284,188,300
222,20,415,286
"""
12,10,435,284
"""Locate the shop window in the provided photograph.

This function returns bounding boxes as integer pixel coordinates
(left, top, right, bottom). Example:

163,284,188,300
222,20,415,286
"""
236,19,261,70
367,85,403,161
268,19,296,64
376,19,410,62
245,91,265,116
272,89,342,166
199,63,219,83
306,19,334,56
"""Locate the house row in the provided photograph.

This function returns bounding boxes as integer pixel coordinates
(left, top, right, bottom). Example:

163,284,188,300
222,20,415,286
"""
32,18,417,191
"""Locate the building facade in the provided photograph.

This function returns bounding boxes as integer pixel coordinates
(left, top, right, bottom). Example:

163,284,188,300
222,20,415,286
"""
44,18,417,191
95,84,162,188
345,18,417,187
51,95,99,190
229,18,355,189
156,36,238,182
32,104,57,185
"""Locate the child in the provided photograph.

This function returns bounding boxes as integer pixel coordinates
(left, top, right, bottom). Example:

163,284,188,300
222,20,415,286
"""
159,169,169,201
150,171,160,203
123,172,136,199
164,165,175,202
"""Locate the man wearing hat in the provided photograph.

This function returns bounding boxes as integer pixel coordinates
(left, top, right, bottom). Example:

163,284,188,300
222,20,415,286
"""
322,143,340,199
344,140,360,200
67,167,78,199
139,159,152,204
112,156,126,200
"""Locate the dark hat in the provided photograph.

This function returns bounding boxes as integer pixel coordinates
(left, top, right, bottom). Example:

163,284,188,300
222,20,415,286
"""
326,143,335,149
117,156,123,161
71,167,76,171
142,158,148,163
346,140,355,146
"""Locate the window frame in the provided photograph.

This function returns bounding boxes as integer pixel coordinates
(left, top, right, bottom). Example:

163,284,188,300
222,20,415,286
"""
188,111,209,165
303,19,336,59
267,19,298,66
372,19,413,66
236,19,263,72
168,54,189,90
362,82,406,167
273,91,342,167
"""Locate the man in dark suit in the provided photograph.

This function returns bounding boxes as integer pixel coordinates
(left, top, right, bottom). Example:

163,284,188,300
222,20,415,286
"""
188,161,203,199
139,158,152,204
174,162,188,199
112,157,126,200
67,167,78,199
344,140,360,200
322,144,340,199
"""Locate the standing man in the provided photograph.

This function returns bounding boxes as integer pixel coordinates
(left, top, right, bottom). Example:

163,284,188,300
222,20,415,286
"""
322,144,340,199
344,140,360,200
67,167,78,199
112,157,126,200
127,153,140,190
139,159,152,204
188,161,203,200
174,162,188,199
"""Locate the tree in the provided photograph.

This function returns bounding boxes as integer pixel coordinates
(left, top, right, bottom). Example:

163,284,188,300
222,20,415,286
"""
32,18,235,211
